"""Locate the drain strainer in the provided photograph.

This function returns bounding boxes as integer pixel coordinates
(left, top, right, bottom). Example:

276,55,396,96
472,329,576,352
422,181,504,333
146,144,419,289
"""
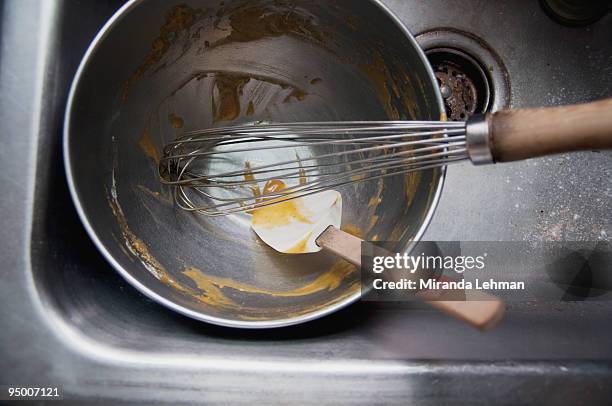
416,28,511,121
429,48,489,121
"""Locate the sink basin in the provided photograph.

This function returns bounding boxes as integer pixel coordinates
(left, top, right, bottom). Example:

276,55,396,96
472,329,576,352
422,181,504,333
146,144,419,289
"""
2,0,611,403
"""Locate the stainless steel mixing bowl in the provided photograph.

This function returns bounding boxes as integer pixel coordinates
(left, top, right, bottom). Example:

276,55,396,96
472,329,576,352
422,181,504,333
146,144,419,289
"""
64,0,445,328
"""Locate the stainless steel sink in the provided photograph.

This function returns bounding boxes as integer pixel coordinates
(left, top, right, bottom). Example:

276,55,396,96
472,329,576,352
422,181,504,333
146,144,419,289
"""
2,0,611,403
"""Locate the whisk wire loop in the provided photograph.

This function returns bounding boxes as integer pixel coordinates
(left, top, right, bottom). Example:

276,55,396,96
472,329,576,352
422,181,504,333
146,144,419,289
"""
160,121,469,216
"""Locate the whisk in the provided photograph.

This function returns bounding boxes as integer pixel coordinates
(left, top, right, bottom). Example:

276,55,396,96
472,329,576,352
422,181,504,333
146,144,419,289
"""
159,99,612,216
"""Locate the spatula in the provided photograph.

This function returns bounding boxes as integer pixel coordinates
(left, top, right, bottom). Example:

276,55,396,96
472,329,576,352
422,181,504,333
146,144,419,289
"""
251,193,505,330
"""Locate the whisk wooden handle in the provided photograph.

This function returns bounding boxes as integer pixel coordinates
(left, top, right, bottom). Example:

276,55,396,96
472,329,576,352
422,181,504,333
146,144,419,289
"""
489,98,612,162
317,226,505,331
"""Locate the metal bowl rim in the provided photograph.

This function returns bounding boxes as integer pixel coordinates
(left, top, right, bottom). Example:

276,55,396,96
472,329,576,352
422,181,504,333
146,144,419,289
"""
62,0,446,329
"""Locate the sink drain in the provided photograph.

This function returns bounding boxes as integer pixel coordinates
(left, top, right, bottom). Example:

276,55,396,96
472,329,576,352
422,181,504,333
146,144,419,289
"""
415,28,511,121
540,0,609,26
428,48,490,121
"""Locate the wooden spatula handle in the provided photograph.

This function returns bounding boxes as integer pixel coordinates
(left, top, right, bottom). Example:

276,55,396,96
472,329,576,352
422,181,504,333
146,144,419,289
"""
417,291,505,331
489,98,612,162
317,227,505,331
316,225,362,266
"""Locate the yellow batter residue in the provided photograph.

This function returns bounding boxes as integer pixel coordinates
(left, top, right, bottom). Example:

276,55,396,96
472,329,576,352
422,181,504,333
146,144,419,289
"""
404,169,422,210
298,165,307,185
244,164,313,229
243,162,261,200
108,186,242,308
358,50,418,120
214,4,325,46
367,215,379,233
250,179,313,228
283,88,308,103
168,113,184,129
212,73,251,122
108,192,189,296
246,100,255,116
341,224,364,239
359,52,399,120
183,259,355,299
285,232,313,254
139,125,160,164
368,197,382,207
209,72,308,122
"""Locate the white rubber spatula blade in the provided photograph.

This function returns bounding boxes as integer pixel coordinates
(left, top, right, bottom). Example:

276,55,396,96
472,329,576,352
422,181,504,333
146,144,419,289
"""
251,190,342,254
